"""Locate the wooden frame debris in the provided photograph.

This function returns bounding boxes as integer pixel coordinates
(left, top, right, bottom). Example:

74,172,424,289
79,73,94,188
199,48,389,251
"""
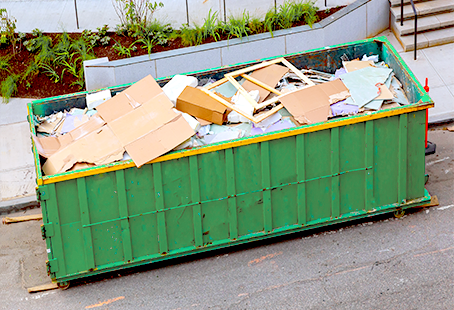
202,57,313,123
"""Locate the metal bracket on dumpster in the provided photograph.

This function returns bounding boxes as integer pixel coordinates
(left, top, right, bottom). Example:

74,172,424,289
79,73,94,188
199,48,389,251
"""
37,185,50,201
46,258,58,276
41,222,54,239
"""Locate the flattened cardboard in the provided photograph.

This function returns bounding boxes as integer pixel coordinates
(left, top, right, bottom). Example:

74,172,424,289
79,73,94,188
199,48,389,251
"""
97,75,195,168
280,79,350,124
176,86,229,125
125,114,195,167
375,84,394,100
35,114,106,159
96,75,163,122
42,125,124,175
241,64,289,102
69,114,106,141
108,95,177,146
343,60,374,73
196,117,212,126
33,135,62,158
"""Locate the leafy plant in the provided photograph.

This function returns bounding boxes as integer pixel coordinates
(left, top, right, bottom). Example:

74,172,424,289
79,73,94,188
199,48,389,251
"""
112,39,137,57
225,11,251,39
21,60,39,87
70,37,95,61
248,17,264,34
0,8,18,54
202,9,223,41
53,32,72,63
81,25,111,46
38,63,60,83
264,9,279,36
177,23,204,47
32,28,43,37
34,36,56,64
70,67,85,89
0,55,10,76
134,36,155,54
1,74,19,103
112,0,164,34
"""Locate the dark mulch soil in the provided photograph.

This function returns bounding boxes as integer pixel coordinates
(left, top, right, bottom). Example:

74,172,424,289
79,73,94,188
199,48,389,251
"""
0,6,345,99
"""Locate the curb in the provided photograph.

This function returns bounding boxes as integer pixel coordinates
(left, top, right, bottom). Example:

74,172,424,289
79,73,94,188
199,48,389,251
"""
0,196,39,215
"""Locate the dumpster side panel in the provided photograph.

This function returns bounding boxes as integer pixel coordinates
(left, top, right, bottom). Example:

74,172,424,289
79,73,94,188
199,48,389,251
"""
339,122,366,214
234,144,265,237
305,130,333,221
407,110,426,200
373,115,399,207
269,137,298,229
124,165,160,259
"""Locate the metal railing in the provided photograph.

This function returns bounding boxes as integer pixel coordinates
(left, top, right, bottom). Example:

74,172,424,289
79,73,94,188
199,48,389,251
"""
401,0,418,60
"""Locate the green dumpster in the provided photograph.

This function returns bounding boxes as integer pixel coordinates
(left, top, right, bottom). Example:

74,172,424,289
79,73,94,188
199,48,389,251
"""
28,37,433,286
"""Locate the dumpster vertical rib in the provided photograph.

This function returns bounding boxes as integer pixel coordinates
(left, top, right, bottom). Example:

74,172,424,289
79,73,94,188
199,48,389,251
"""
115,170,133,262
225,148,238,240
47,183,67,277
331,127,340,218
365,121,374,211
77,178,95,271
261,142,272,233
398,114,408,203
296,135,307,225
189,156,203,247
153,163,168,254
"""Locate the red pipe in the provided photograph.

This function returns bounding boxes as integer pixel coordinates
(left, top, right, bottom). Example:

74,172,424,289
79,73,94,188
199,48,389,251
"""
424,78,429,148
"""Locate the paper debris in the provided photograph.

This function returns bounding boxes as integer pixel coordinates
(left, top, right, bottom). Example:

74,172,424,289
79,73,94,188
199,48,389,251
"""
86,89,112,110
228,90,259,123
163,75,198,106
340,67,393,107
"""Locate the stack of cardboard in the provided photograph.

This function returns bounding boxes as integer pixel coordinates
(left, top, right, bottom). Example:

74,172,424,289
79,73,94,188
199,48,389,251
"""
36,75,195,176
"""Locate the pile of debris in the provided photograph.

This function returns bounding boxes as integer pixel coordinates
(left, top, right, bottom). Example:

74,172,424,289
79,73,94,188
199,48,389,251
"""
33,55,409,176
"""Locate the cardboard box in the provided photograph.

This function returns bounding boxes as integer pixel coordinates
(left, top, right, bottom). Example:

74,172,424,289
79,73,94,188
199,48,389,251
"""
176,86,230,125
279,79,350,124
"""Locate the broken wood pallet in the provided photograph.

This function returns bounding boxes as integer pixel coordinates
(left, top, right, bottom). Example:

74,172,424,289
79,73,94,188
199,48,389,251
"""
202,57,313,123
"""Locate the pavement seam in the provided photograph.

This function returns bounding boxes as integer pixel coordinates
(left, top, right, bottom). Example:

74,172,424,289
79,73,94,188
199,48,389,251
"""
422,48,451,87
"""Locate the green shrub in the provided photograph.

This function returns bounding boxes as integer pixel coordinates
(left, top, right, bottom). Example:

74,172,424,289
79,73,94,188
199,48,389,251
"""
1,74,18,103
225,11,251,39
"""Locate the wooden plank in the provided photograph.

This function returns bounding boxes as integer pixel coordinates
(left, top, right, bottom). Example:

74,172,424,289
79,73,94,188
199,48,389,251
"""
224,58,283,78
255,96,281,110
254,105,284,123
280,58,315,86
226,75,259,108
226,76,282,111
204,77,229,90
27,282,58,293
2,214,42,224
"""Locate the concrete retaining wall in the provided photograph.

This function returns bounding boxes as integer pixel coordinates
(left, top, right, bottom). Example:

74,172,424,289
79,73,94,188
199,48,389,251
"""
85,0,390,91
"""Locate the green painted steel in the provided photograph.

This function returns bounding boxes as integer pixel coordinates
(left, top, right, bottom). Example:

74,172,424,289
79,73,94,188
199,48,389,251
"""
30,37,432,284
